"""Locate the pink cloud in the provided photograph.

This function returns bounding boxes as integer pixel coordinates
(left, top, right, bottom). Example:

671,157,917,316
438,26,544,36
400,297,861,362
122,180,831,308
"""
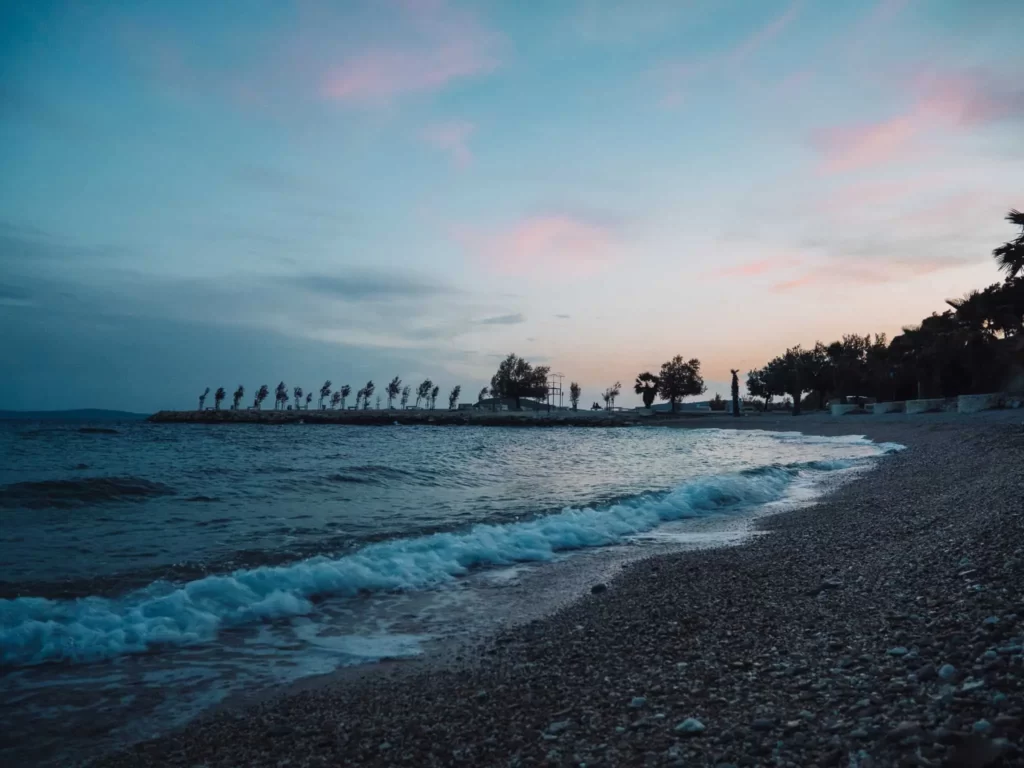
457,214,619,277
422,120,475,167
709,257,801,278
814,70,1023,173
771,258,967,292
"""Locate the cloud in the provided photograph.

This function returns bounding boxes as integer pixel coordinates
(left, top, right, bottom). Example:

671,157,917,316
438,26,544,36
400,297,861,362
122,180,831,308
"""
422,120,475,167
728,0,803,68
813,70,1024,173
478,313,524,325
769,257,970,292
555,314,571,319
458,213,620,277
319,1,498,105
289,272,454,302
709,257,801,279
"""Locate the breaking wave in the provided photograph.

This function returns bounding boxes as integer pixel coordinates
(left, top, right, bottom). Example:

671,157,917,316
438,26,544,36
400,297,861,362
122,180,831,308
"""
1,459,856,667
0,477,175,510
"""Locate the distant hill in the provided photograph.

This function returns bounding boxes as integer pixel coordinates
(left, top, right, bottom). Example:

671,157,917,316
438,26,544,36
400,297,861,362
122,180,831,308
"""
0,409,151,422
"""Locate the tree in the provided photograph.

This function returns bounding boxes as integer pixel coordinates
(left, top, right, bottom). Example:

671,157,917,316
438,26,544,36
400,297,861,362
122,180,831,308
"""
401,385,411,409
657,356,706,412
275,382,288,410
376,395,381,409
477,386,489,404
569,382,581,411
746,369,768,411
489,353,550,409
354,388,364,410
362,381,374,409
730,370,740,416
607,381,621,408
633,372,659,408
448,385,461,409
214,387,226,410
431,385,440,409
709,393,726,411
416,379,433,408
232,385,244,410
254,384,269,410
198,387,209,410
601,389,611,409
994,208,1024,278
319,380,332,410
293,387,304,409
340,384,351,410
386,377,402,409
305,392,313,409
330,391,341,408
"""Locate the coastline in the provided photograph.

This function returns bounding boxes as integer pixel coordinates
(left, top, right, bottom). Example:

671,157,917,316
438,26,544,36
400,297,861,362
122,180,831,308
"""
95,414,1024,767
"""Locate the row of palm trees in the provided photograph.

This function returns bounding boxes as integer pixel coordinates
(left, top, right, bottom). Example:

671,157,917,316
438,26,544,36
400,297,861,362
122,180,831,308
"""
745,209,1024,413
197,379,465,411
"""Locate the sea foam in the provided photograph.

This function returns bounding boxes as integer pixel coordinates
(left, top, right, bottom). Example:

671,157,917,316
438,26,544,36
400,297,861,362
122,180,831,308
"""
0,457,870,667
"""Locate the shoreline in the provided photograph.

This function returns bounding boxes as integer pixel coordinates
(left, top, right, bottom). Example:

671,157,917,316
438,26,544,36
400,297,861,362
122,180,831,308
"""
93,415,1024,766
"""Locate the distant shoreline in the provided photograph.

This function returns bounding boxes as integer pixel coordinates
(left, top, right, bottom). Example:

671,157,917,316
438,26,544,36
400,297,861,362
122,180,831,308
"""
147,408,733,427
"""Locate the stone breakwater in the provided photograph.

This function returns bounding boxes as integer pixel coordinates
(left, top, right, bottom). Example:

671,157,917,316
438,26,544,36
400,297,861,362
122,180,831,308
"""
148,409,711,428
96,418,1024,767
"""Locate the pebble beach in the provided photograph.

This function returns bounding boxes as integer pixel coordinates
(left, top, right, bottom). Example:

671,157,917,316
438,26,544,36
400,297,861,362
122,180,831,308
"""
93,413,1024,768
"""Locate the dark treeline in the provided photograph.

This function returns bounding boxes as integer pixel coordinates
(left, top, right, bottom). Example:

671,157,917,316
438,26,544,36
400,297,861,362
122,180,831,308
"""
746,210,1024,413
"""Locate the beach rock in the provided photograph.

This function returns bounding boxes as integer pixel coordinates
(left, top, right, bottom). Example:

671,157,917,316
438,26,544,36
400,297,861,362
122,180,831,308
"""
546,720,571,735
674,718,705,736
591,584,607,594
628,697,646,709
887,646,909,657
750,718,775,732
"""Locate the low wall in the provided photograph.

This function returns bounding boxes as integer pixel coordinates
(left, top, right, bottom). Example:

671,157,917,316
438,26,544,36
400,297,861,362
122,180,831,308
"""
957,393,1005,414
905,398,946,415
872,401,905,414
830,404,862,416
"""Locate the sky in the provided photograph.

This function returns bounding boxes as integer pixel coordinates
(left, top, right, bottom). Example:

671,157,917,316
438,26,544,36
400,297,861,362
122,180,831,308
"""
1,0,1022,412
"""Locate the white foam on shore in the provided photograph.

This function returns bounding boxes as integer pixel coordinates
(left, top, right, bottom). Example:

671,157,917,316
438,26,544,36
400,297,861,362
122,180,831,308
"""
0,440,898,667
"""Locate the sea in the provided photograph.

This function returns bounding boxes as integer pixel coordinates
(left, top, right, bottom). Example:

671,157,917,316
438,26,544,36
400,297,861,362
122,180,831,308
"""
0,420,904,765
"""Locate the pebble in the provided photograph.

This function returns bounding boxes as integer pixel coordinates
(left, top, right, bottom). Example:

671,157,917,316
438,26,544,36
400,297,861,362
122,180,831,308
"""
674,718,705,736
628,697,646,709
886,646,909,656
937,663,957,680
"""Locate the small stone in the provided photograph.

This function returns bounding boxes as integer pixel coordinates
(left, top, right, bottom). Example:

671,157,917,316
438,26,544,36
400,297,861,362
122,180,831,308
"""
982,650,998,661
916,664,937,681
937,664,957,680
850,728,869,739
983,616,1000,626
675,718,706,736
750,718,775,732
887,646,909,656
547,720,571,735
972,719,992,734
886,721,920,741
378,742,391,751
629,697,646,709
961,679,985,692
591,584,607,594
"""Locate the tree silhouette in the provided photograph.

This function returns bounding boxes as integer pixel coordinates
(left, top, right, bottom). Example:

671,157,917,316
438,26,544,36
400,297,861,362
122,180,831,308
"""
569,382,581,411
431,385,440,409
254,385,269,410
275,382,288,410
489,353,549,409
601,389,611,409
354,388,364,410
318,381,332,410
386,377,402,409
730,370,740,416
416,379,433,408
305,392,313,409
214,387,226,410
198,387,210,410
400,385,410,409
330,391,341,408
478,386,489,404
657,356,706,412
608,381,621,408
232,385,244,410
633,373,659,408
448,385,461,409
362,380,375,409
340,384,351,410
293,387,304,410
994,208,1024,278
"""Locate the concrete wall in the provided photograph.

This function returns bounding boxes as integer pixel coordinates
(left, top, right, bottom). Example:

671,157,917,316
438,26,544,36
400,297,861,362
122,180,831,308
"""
872,401,905,414
957,393,1005,414
905,398,946,414
830,404,862,416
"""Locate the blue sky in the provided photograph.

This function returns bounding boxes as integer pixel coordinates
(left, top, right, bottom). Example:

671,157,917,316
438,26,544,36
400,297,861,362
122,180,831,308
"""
1,0,1022,411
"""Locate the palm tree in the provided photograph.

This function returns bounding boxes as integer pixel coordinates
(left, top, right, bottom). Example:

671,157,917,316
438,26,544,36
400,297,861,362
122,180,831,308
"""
275,382,288,410
362,380,375,410
386,377,402,409
232,385,245,410
254,384,269,410
448,385,461,409
430,385,440,409
994,209,1024,278
330,391,342,408
293,386,304,409
198,387,210,410
416,379,433,408
400,385,411,409
607,381,621,408
354,388,364,410
569,382,581,411
318,380,332,410
340,384,352,410
633,373,658,408
478,386,489,404
305,392,313,409
214,387,226,410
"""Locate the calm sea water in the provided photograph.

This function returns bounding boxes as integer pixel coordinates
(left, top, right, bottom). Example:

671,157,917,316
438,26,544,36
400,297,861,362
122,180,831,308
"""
0,421,902,764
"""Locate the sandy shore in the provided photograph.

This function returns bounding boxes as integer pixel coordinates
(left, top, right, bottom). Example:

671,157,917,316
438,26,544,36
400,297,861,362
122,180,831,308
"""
94,412,1024,767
